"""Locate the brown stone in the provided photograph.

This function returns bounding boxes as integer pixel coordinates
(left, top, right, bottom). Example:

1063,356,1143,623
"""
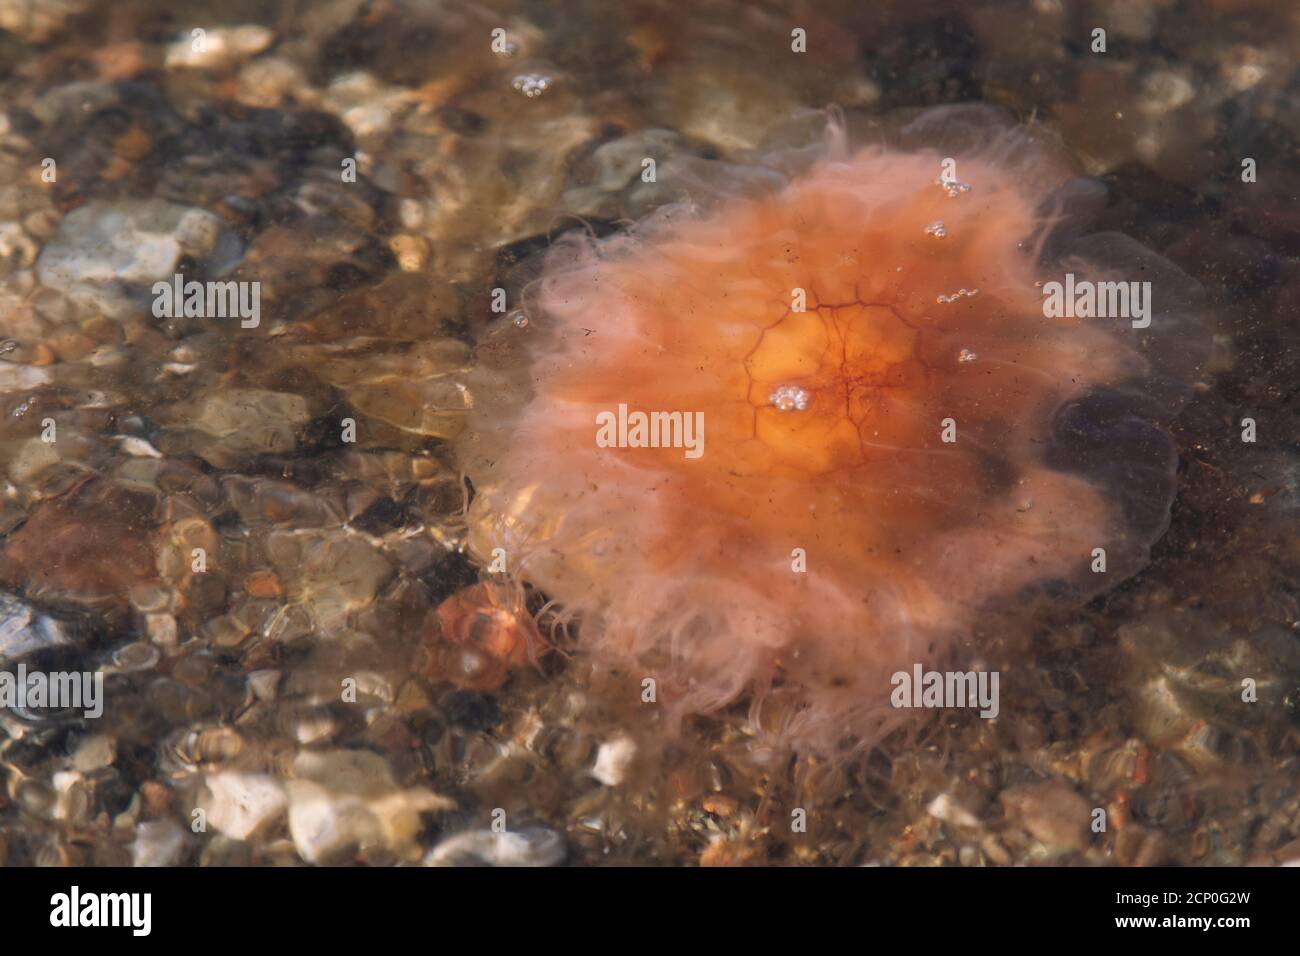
0,480,158,617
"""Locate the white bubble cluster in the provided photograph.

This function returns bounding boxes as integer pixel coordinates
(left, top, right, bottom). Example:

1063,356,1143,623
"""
769,384,811,412
511,73,552,98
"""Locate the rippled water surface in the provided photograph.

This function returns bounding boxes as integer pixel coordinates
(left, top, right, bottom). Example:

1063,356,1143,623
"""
0,0,1296,867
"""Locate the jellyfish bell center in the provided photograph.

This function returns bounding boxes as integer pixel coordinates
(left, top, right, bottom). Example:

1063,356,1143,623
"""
746,301,918,475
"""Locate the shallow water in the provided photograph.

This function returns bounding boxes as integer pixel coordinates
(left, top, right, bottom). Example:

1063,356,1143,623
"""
0,0,1295,867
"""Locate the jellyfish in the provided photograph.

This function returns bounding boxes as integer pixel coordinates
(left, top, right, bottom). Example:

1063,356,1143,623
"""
455,105,1209,756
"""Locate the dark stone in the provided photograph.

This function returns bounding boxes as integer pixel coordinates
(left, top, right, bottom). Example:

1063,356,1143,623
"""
353,497,409,535
440,689,501,732
870,13,982,105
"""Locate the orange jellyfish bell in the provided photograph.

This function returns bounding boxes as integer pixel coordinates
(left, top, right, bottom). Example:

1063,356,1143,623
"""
458,105,1208,755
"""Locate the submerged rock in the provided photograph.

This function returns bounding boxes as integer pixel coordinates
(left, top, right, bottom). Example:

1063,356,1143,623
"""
165,26,275,71
0,591,71,660
167,389,315,468
425,826,567,867
286,749,453,864
197,771,288,842
267,528,395,634
999,781,1091,855
35,200,242,318
131,819,187,867
0,0,89,43
0,481,159,617
307,339,472,441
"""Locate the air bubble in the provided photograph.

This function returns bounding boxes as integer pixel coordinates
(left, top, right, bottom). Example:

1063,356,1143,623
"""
512,73,552,98
937,288,980,304
924,221,948,238
769,384,811,412
958,348,978,363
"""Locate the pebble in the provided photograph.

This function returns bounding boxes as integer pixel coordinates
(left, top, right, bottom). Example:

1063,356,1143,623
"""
388,234,429,271
236,57,311,109
35,200,241,317
285,780,448,864
0,364,51,391
425,826,567,867
71,734,116,773
0,221,39,272
926,793,981,828
286,749,453,863
267,529,394,633
0,591,71,660
999,781,1090,853
591,734,637,787
198,771,288,842
0,0,90,43
176,389,314,468
247,670,281,702
0,488,158,617
131,820,186,867
309,339,472,440
165,26,275,71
